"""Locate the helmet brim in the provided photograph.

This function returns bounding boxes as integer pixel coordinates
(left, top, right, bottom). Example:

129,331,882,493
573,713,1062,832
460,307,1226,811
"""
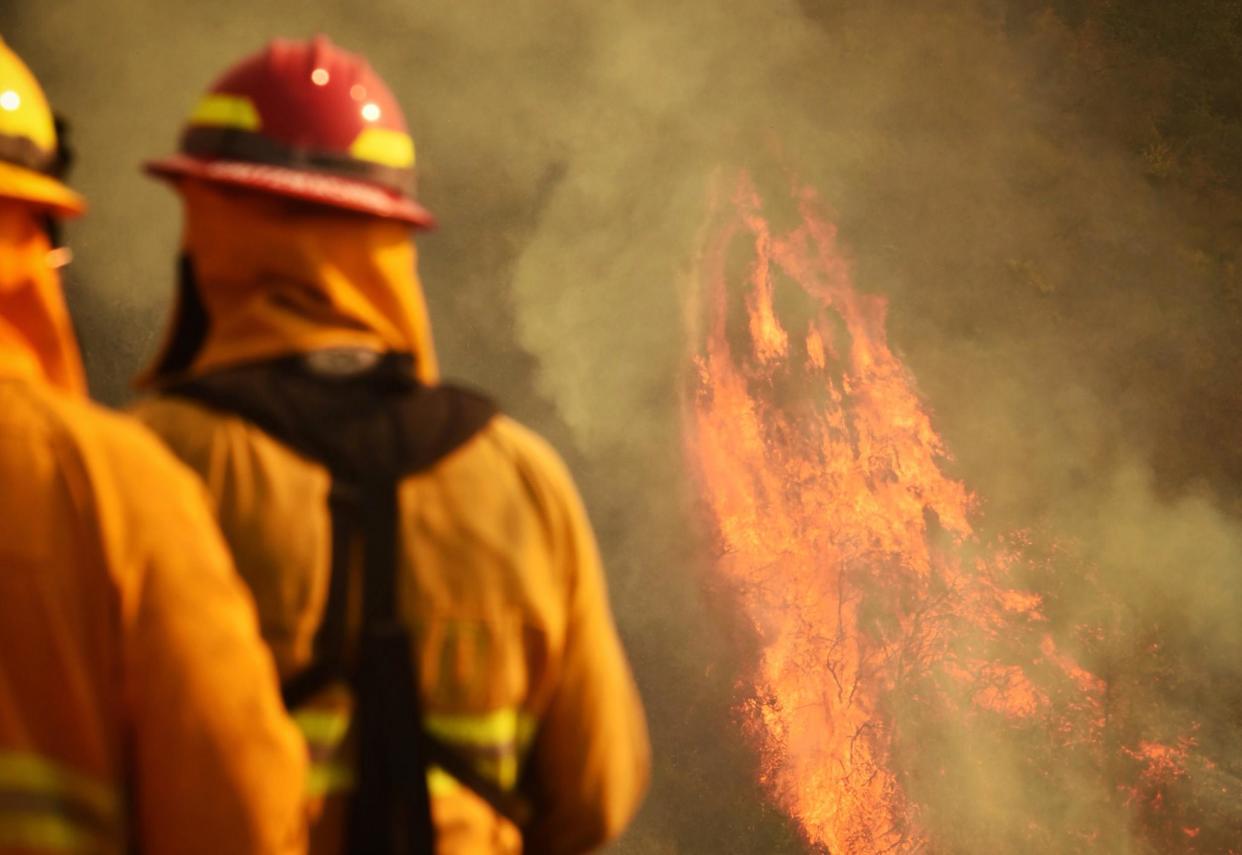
144,154,435,229
0,161,86,218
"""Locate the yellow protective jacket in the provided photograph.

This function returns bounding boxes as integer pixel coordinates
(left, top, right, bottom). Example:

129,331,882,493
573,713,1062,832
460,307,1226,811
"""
0,199,308,853
134,181,649,854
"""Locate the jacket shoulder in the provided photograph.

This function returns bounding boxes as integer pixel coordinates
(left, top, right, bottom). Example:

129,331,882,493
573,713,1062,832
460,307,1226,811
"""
0,383,196,479
50,392,208,489
130,394,246,455
479,416,576,486
0,383,227,600
27,389,222,550
468,415,590,538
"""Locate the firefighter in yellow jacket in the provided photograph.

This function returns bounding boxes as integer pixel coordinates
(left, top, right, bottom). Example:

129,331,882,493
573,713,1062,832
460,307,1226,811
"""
132,36,650,854
0,38,307,854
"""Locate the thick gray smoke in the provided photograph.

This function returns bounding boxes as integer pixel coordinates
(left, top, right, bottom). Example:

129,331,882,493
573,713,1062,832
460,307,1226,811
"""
5,0,1242,851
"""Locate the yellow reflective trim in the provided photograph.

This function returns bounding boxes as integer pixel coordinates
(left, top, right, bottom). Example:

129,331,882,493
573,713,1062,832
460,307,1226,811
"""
516,714,537,749
293,709,350,748
306,763,355,798
304,762,514,799
497,756,518,790
425,708,534,790
0,753,117,822
473,754,519,790
295,708,354,798
0,815,97,851
295,707,532,750
307,765,459,799
427,766,458,798
296,709,537,798
426,758,518,796
423,709,534,749
349,128,415,169
189,94,261,131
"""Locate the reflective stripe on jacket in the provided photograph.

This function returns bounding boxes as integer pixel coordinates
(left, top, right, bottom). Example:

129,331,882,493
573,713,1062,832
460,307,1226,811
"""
292,706,537,800
0,751,120,852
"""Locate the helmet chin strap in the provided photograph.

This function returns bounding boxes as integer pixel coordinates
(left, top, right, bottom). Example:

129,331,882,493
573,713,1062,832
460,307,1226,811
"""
42,115,74,267
41,215,69,267
51,115,73,181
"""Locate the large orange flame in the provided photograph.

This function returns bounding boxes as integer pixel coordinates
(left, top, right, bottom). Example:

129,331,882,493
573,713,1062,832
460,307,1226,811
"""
680,171,1158,852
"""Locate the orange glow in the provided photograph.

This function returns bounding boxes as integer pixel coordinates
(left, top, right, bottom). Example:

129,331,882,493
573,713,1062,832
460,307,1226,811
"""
680,171,1147,850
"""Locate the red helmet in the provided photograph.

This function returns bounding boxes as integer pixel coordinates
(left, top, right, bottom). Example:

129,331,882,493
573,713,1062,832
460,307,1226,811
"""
146,36,433,227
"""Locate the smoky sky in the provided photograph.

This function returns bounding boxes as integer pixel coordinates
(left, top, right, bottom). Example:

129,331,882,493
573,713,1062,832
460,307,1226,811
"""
5,0,1242,851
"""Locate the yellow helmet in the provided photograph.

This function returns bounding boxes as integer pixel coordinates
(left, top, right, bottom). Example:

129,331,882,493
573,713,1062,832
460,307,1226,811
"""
0,38,84,217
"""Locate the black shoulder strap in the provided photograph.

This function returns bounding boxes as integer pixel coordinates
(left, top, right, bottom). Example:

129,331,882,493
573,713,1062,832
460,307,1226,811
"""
162,353,497,482
351,479,435,853
162,354,530,847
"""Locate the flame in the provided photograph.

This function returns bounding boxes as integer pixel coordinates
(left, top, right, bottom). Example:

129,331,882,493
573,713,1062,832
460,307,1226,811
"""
683,171,964,850
680,171,1195,851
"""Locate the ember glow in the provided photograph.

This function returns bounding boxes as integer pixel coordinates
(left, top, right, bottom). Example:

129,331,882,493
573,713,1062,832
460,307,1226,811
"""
682,172,1215,853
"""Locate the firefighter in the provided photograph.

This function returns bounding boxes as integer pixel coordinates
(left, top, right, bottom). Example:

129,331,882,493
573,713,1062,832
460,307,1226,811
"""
0,37,307,854
133,36,649,854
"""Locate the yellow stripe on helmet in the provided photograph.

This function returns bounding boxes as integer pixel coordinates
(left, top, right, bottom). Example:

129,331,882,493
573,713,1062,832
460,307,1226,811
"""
188,94,261,131
350,127,415,170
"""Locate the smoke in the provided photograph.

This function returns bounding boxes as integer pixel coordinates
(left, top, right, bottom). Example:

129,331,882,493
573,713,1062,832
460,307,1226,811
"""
499,4,1242,845
5,0,1242,851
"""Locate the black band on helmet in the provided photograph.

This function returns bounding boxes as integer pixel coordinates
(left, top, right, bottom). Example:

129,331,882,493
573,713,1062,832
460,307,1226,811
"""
181,127,414,196
0,132,57,176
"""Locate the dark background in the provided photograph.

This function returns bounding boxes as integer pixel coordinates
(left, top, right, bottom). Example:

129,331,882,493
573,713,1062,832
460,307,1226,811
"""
4,1,1241,851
